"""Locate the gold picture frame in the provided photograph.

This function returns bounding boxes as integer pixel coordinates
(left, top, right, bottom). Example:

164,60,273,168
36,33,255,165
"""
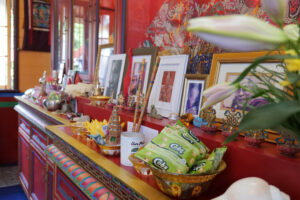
208,51,282,143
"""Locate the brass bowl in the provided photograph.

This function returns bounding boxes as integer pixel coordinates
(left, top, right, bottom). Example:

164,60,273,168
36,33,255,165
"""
69,122,85,132
98,144,120,156
90,96,110,107
43,99,62,111
149,161,226,199
129,154,152,175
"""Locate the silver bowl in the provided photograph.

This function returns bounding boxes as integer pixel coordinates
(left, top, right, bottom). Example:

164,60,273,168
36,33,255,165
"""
43,99,62,111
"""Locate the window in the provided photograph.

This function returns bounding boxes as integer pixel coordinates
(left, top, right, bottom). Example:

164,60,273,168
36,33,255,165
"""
0,0,17,91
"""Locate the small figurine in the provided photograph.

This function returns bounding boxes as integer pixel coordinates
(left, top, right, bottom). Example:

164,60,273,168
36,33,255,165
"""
39,70,47,97
106,106,122,145
149,105,162,119
117,92,125,106
180,113,194,126
244,129,265,147
221,107,242,137
127,95,135,108
200,107,218,134
93,81,102,96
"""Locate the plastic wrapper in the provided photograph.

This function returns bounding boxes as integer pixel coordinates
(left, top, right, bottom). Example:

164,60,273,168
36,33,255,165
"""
170,121,210,155
134,143,189,174
189,146,227,174
152,127,199,167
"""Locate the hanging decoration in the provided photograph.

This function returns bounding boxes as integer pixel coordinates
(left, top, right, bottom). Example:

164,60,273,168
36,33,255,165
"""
142,0,300,53
23,0,51,52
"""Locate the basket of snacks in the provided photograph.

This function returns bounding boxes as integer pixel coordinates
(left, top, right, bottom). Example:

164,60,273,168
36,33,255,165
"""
134,121,227,199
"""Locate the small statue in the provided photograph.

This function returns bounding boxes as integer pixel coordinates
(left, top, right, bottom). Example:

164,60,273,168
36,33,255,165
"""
107,91,114,104
93,81,102,96
39,70,47,97
107,106,122,145
127,95,135,108
117,92,125,106
149,105,162,119
200,107,218,134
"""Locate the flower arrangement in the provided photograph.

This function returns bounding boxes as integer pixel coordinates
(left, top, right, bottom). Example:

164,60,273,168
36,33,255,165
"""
187,0,300,143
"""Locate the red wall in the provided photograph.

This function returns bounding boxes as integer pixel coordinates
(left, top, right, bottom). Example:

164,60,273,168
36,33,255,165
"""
125,0,165,51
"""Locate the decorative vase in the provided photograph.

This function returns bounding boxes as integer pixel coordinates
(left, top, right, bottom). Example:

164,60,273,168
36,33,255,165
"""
277,144,300,157
201,125,218,134
221,131,233,137
244,136,264,147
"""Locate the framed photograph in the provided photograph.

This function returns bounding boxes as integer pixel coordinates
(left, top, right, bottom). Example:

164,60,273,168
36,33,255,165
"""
127,47,158,96
94,43,114,85
180,74,208,116
208,51,283,121
148,55,189,117
103,54,127,100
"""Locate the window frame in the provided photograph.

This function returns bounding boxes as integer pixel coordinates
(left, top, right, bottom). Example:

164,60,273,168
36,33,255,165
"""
0,0,19,93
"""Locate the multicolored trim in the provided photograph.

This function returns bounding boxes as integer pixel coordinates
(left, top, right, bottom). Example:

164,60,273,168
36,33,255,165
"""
52,137,146,200
46,145,118,200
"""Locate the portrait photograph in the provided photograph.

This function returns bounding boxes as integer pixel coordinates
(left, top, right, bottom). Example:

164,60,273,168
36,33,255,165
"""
222,73,268,110
128,61,148,96
159,71,176,103
148,55,189,117
209,52,283,120
180,74,208,116
104,54,126,100
128,55,151,97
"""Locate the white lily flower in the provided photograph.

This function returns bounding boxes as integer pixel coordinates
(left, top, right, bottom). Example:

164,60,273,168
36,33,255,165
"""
283,24,299,42
201,83,239,110
261,0,287,25
187,15,289,51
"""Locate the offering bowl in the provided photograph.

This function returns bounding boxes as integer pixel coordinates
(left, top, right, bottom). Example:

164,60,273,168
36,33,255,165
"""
98,144,120,156
148,160,226,199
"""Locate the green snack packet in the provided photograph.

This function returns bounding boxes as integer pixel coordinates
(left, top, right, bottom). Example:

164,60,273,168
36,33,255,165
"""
152,127,199,167
134,142,189,174
191,146,227,174
170,121,210,155
188,159,207,175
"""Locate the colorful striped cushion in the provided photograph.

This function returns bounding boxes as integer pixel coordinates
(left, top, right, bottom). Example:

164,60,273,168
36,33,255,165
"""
46,144,118,200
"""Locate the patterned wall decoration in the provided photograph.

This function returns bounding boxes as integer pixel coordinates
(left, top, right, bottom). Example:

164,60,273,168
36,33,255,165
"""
142,0,300,54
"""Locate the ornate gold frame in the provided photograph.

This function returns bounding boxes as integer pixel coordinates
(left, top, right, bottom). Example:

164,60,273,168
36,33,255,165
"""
208,51,281,143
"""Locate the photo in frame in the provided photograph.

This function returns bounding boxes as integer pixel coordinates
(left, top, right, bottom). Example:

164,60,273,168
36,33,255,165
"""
208,51,283,121
94,44,114,86
128,55,151,96
103,54,126,100
148,55,189,117
127,47,158,97
180,74,208,116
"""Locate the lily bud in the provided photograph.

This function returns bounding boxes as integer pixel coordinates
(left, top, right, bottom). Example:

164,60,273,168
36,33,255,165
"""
261,0,287,25
187,15,288,51
283,24,299,42
201,83,239,110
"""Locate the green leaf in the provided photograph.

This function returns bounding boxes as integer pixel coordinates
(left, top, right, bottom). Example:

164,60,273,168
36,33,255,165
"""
287,72,299,84
238,101,300,132
224,101,300,144
232,54,296,85
131,148,139,153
